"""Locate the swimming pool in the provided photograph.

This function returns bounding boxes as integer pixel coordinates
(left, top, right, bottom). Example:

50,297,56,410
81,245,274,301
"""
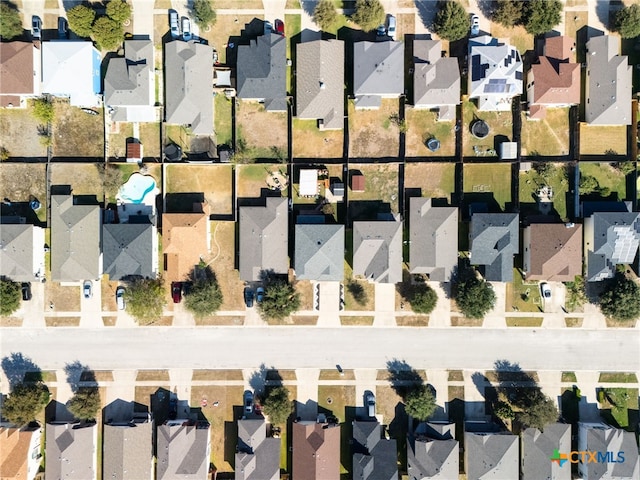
117,173,157,205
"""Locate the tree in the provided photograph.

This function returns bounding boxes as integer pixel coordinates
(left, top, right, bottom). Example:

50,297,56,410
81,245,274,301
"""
523,0,562,36
0,280,21,316
67,387,101,420
564,276,587,312
0,2,23,40
433,1,469,42
191,0,217,30
262,386,293,426
259,280,301,320
98,164,124,198
351,0,385,33
455,275,496,318
92,16,124,51
106,0,131,23
404,384,437,421
67,4,96,38
599,275,640,322
314,0,338,31
492,0,523,28
614,4,640,39
184,271,223,318
2,382,50,426
409,284,438,314
516,391,559,430
347,281,367,306
613,161,637,176
31,97,54,124
579,174,599,195
123,277,165,324
494,401,515,420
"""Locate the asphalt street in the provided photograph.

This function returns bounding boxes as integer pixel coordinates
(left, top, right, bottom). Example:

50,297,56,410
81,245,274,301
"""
2,327,638,373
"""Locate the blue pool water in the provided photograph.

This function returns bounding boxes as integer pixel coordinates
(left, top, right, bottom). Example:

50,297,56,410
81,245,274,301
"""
118,173,156,204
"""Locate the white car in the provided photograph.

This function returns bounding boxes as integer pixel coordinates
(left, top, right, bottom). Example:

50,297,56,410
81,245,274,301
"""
116,287,126,310
540,282,552,300
83,280,92,299
470,14,480,36
182,17,192,41
386,15,396,41
169,10,180,38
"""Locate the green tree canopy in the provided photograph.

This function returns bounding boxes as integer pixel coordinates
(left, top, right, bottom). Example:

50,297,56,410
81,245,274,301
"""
67,4,96,38
0,3,24,40
259,279,301,321
579,174,599,195
31,97,55,124
599,274,640,322
492,0,523,27
433,1,469,42
516,391,559,430
2,382,50,426
614,4,640,39
494,400,515,420
184,270,223,318
351,0,385,33
191,0,217,30
106,0,131,23
523,0,562,35
67,387,101,420
92,16,124,51
455,275,496,319
0,280,21,316
409,283,438,314
262,386,293,426
123,278,165,324
314,0,338,31
404,384,437,421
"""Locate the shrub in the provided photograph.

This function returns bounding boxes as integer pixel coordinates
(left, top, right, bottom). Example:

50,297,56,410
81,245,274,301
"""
124,277,165,324
351,0,385,33
409,284,438,315
599,274,640,322
184,271,224,318
0,3,23,40
106,0,131,23
67,4,96,37
31,97,55,124
0,280,21,316
92,16,124,51
191,0,217,30
455,275,496,319
262,386,293,426
259,279,301,320
404,384,437,421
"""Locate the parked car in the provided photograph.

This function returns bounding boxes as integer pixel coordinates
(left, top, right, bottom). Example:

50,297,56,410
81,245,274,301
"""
244,287,254,308
169,10,180,38
243,390,254,414
365,392,376,417
116,286,125,310
376,24,386,37
540,282,552,300
171,282,182,303
32,16,42,40
181,17,192,41
274,19,285,36
256,287,265,304
263,20,273,36
83,280,92,299
470,14,480,36
58,17,68,39
386,15,396,41
21,283,32,301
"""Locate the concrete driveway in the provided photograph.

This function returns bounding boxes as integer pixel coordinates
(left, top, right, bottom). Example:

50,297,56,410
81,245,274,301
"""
79,279,102,327
18,281,46,328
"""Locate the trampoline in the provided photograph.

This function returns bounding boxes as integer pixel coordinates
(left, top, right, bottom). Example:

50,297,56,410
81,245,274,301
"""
426,138,441,152
471,119,490,139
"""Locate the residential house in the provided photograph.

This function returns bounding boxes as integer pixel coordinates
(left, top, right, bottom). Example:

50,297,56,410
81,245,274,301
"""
0,219,45,282
41,41,101,107
468,35,523,111
103,413,153,480
45,422,97,480
409,198,458,282
407,422,458,480
413,40,460,121
0,41,41,107
0,425,42,480
157,419,211,480
102,221,157,280
527,36,580,119
239,197,288,281
294,224,344,281
523,223,582,281
353,41,404,109
353,220,402,283
464,430,519,480
235,418,281,480
583,204,640,282
296,39,344,130
164,40,213,135
578,422,639,480
162,203,210,283
50,194,101,282
585,35,632,125
470,213,519,282
521,423,571,480
104,39,156,122
236,34,287,111
352,420,398,480
292,420,341,480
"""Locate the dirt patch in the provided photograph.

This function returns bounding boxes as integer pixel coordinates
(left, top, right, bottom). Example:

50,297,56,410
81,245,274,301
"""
103,317,117,326
404,163,456,202
451,315,483,327
207,221,245,311
348,163,400,216
192,370,244,381
579,124,627,155
520,108,570,156
166,164,233,215
0,107,48,158
101,276,119,312
349,99,400,158
292,119,343,159
200,14,263,64
195,315,245,326
405,108,456,157
136,370,170,381
52,100,104,159
45,316,80,326
0,163,47,222
295,280,314,310
45,284,80,312
237,103,287,160
396,316,429,326
50,163,104,200
319,369,356,381
237,164,289,198
139,123,161,158
0,317,22,327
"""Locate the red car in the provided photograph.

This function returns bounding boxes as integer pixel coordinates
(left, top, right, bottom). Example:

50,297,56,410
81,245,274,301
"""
275,19,285,36
171,282,182,303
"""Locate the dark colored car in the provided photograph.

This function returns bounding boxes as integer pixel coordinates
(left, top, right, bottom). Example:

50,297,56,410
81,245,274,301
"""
274,19,285,36
171,282,182,303
21,283,32,301
256,287,265,304
58,17,68,39
244,287,254,308
243,390,254,414
182,282,193,296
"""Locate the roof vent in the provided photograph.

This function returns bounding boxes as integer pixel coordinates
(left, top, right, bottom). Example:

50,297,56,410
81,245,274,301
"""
319,81,325,90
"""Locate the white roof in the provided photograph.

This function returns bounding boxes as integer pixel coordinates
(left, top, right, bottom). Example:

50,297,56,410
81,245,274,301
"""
299,169,318,196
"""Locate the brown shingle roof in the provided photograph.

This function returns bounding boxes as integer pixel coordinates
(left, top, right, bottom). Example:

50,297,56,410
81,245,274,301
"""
0,42,34,97
0,427,38,479
293,422,341,480
529,37,580,108
525,223,582,281
162,204,209,282
544,35,573,62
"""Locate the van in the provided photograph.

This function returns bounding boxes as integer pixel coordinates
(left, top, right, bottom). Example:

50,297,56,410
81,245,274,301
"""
386,15,396,40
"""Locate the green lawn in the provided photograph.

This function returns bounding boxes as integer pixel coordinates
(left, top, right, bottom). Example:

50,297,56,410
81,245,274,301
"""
599,387,639,430
505,269,542,313
405,108,456,157
561,371,577,383
579,163,628,201
598,372,638,383
520,108,570,156
463,163,512,211
506,317,543,327
404,163,456,203
214,94,233,146
519,163,570,220
286,14,301,94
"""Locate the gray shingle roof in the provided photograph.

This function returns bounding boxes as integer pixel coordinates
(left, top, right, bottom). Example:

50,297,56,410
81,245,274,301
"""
156,422,210,480
585,35,632,125
464,432,519,480
50,195,101,282
103,419,153,480
409,198,458,282
235,418,281,480
294,224,344,281
46,422,96,480
164,41,213,135
237,34,287,111
353,41,404,98
353,221,402,283
352,421,398,480
104,40,154,107
579,423,639,480
239,197,288,281
296,39,344,129
470,213,519,282
408,437,458,479
522,424,571,480
103,223,155,280
413,40,460,108
0,223,42,282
